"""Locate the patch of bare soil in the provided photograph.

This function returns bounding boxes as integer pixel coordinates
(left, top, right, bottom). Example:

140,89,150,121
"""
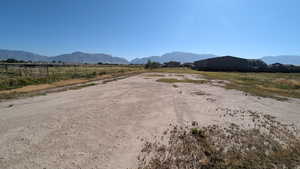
0,73,299,169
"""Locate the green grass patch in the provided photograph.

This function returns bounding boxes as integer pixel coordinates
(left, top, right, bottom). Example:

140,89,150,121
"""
144,74,165,77
156,78,208,84
152,68,300,100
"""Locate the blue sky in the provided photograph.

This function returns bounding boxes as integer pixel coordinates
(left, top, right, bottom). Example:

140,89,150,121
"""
0,0,299,60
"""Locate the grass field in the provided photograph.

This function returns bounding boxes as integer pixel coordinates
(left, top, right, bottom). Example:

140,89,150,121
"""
0,65,145,100
0,65,144,91
1,65,300,101
156,78,208,84
153,68,300,100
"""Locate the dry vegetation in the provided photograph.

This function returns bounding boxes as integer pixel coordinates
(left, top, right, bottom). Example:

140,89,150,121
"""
0,65,145,100
136,109,300,169
153,68,300,100
0,65,141,79
156,78,208,84
144,74,166,77
2,66,300,101
0,65,143,90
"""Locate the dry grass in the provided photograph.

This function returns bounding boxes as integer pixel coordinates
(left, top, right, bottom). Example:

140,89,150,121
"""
152,68,300,100
0,65,144,91
0,79,87,94
136,109,300,169
156,78,208,84
144,74,165,77
0,70,142,101
68,83,97,90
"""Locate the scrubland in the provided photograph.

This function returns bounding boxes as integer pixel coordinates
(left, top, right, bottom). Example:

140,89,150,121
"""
0,67,299,169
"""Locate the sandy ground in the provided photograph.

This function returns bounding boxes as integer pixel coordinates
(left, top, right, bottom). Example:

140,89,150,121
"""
0,73,300,169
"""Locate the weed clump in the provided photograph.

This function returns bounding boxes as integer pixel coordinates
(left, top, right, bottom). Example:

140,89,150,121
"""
156,78,208,84
144,74,165,77
136,110,300,169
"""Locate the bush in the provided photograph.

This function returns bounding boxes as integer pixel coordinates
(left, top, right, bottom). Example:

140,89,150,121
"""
163,61,181,67
145,60,161,69
136,109,300,169
2,58,26,63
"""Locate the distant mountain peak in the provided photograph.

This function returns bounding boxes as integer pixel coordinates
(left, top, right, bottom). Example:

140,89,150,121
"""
0,49,47,61
130,51,218,64
51,52,127,64
71,51,85,55
261,55,300,65
0,49,128,64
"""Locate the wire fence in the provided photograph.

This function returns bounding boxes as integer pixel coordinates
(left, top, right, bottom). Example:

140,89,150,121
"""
0,63,142,90
0,63,132,78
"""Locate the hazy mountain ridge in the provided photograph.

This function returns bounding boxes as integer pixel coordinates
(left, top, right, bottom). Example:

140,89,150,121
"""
131,52,218,64
0,49,47,61
1,49,300,65
0,49,128,64
51,52,129,64
261,55,300,65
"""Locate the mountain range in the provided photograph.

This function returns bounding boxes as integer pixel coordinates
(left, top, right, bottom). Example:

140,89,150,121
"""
0,49,128,64
0,49,299,65
131,52,217,64
261,55,300,65
51,52,128,64
0,49,47,62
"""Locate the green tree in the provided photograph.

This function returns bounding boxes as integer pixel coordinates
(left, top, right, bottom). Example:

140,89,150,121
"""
145,60,161,69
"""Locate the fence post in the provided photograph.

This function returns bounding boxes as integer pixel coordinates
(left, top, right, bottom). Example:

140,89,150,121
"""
19,67,22,76
5,64,8,73
46,65,49,77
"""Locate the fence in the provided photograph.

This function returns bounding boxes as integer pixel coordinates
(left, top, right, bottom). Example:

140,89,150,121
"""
0,63,141,79
0,63,100,78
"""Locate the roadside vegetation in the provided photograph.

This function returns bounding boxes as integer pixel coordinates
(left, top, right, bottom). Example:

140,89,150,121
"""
0,65,143,91
156,78,208,84
0,64,144,100
145,60,161,69
2,64,300,101
144,74,165,77
153,68,300,100
137,109,300,169
68,83,98,90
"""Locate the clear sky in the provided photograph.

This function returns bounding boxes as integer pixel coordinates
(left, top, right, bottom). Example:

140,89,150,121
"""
0,0,299,60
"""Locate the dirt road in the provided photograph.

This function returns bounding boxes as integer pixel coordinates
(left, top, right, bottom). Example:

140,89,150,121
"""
1,73,300,169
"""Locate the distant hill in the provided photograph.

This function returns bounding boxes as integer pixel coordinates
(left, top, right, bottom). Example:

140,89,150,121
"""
261,55,300,65
50,52,129,64
0,49,48,61
131,52,217,64
0,49,129,64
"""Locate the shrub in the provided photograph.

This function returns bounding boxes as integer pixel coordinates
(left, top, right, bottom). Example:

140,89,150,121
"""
136,110,300,169
163,61,181,67
145,60,161,69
